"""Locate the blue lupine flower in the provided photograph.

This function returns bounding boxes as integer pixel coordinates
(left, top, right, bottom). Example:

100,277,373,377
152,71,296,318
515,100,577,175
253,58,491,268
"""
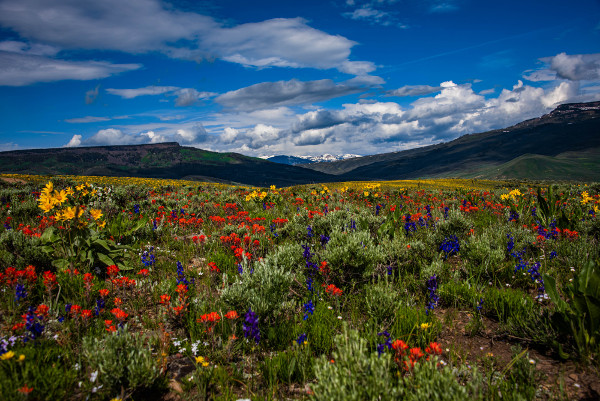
386,265,393,275
549,251,557,260
350,219,356,231
238,263,243,275
376,204,381,216
404,214,417,235
377,331,392,357
243,308,260,344
176,261,191,287
15,283,27,303
476,298,484,312
307,225,313,238
320,234,330,247
133,204,140,214
94,298,105,316
527,262,545,297
141,248,155,267
426,275,439,315
439,236,460,259
506,233,515,253
24,308,44,341
303,300,315,320
443,207,449,219
508,210,519,222
302,244,313,261
306,277,314,293
296,333,307,345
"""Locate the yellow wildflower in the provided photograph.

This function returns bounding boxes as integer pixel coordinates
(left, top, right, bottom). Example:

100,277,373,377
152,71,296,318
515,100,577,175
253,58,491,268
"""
89,209,103,220
61,207,76,221
42,181,53,196
97,221,106,228
195,356,210,367
1,350,15,360
364,191,369,197
38,199,54,213
53,189,68,205
18,354,25,361
420,322,431,330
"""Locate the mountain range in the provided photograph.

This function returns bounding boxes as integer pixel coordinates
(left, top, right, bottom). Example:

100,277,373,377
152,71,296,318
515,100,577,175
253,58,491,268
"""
261,154,360,165
0,101,599,186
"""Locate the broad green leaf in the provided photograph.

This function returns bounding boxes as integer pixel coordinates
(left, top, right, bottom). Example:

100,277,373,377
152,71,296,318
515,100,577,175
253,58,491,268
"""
97,252,115,267
542,273,567,312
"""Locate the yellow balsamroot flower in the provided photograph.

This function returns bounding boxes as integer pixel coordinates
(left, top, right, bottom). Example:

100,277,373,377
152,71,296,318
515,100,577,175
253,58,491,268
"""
195,356,209,367
38,198,54,213
581,191,594,205
60,206,79,221
270,185,277,191
500,194,510,201
42,181,53,196
65,186,74,196
97,220,106,229
89,209,103,220
1,350,15,360
53,189,68,205
364,191,369,197
420,322,432,330
509,189,522,198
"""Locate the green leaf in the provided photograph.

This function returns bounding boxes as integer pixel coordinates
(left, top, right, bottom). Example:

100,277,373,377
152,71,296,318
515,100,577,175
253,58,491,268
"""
97,252,115,267
52,258,71,272
93,239,112,252
542,273,568,312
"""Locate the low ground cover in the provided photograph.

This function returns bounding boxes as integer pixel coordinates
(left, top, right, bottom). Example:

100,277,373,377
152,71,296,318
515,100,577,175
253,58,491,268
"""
0,174,599,400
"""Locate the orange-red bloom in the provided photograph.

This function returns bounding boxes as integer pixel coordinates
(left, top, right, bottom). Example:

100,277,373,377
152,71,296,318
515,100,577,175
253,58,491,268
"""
225,310,239,320
425,342,443,355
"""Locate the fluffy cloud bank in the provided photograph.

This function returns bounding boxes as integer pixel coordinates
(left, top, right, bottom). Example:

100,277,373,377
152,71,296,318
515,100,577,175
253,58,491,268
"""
0,0,376,83
0,43,140,86
106,86,216,106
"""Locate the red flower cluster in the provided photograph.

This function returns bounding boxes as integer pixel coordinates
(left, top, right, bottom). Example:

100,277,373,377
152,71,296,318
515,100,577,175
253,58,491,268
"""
198,311,221,323
111,307,128,321
106,264,120,278
391,340,443,371
324,284,343,296
208,262,220,273
43,271,57,291
1,265,37,287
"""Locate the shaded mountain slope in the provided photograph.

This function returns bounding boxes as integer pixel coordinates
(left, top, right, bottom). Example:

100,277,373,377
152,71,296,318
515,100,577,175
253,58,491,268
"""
304,101,600,181
0,142,334,187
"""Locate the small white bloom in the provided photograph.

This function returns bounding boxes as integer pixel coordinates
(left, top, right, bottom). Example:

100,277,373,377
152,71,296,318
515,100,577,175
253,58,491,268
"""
90,370,98,383
337,316,342,320
528,359,535,364
327,306,333,310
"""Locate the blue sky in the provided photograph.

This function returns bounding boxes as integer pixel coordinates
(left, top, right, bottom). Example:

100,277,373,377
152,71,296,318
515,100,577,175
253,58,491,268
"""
0,0,599,157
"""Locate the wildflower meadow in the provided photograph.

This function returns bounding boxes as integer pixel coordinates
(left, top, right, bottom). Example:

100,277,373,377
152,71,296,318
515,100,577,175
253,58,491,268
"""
0,174,599,400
